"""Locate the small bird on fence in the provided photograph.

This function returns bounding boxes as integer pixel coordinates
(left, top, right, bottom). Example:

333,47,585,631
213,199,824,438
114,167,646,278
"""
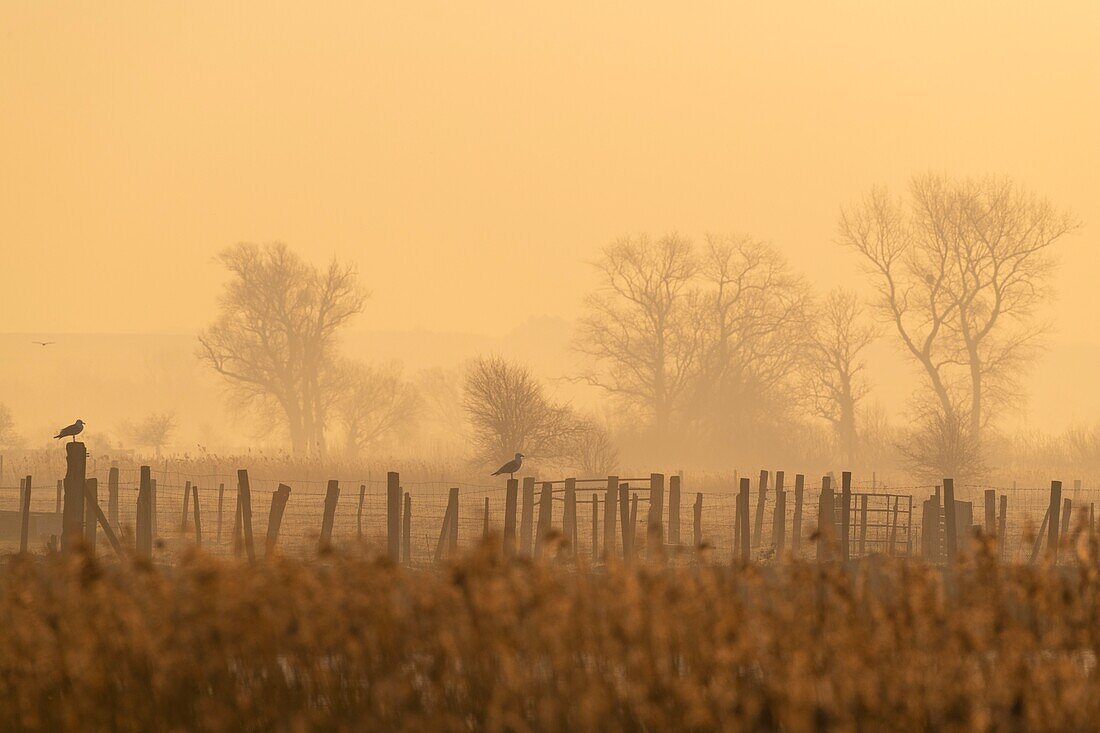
492,453,524,479
53,419,85,442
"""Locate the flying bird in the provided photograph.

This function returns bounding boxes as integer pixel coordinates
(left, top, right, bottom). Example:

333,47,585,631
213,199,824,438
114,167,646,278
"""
492,452,524,479
53,419,85,442
32,341,55,347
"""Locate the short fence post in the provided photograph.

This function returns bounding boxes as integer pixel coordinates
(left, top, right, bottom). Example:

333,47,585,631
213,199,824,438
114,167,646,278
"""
816,475,834,562
1047,480,1062,562
402,492,412,563
693,492,703,549
753,470,769,548
792,474,804,554
20,476,32,553
520,477,535,558
647,473,665,561
603,476,618,561
503,478,518,558
669,473,681,546
62,442,87,553
840,471,852,562
319,480,340,552
237,469,256,562
108,465,119,528
192,483,202,548
387,472,401,562
942,478,958,562
773,471,786,556
738,477,751,562
136,466,153,560
265,484,291,558
535,482,552,559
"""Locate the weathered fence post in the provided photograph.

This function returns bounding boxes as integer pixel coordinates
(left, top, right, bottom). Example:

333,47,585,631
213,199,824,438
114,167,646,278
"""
773,471,786,556
192,483,202,548
619,482,632,562
1060,497,1072,552
357,484,366,540
753,470,769,548
503,478,518,558
237,469,256,562
435,488,459,562
563,478,577,555
83,477,98,554
535,481,553,559
984,490,996,537
942,478,958,563
434,498,452,563
693,492,703,549
265,484,291,558
62,442,86,552
402,492,412,563
603,476,618,561
20,476,31,553
840,471,852,562
792,474,804,554
647,473,665,561
319,480,340,552
816,475,834,562
669,473,682,546
217,483,225,544
181,481,191,533
108,464,119,528
1029,505,1051,564
387,472,401,562
1047,480,1062,562
83,479,123,559
520,477,535,558
738,478,751,562
137,466,153,560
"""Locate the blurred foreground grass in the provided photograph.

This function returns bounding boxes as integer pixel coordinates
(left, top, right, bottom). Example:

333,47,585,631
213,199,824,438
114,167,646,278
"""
1,539,1099,731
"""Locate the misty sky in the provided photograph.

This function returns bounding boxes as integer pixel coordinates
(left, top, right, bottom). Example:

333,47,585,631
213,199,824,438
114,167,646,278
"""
2,2,1097,347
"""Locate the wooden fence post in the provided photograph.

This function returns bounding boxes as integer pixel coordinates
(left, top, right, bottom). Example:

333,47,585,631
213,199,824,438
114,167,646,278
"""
647,473,665,561
563,478,577,555
434,499,453,563
83,479,123,559
619,482,632,562
20,476,31,554
181,481,191,533
753,470,769,548
984,490,996,537
503,478,518,558
1029,505,1051,564
237,469,256,562
319,480,340,552
693,492,703,549
942,478,958,562
591,493,599,560
603,476,618,561
520,477,535,558
1047,480,1062,562
402,492,412,563
82,477,98,555
816,475,833,562
217,483,225,544
108,465,119,528
233,491,243,557
192,483,202,548
62,442,86,552
773,471,786,556
629,493,639,562
435,488,459,562
137,466,152,560
738,477,751,562
840,471,852,562
1059,497,1072,561
387,472,401,562
535,482,552,559
669,473,682,546
792,474,804,554
357,485,366,540
265,484,291,558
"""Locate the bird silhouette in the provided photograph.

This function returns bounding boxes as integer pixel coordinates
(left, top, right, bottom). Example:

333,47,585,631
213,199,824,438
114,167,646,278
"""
492,452,524,479
53,419,85,442
32,341,55,347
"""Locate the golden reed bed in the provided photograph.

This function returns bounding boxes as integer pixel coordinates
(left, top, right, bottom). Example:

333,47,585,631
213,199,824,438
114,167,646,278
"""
0,538,1097,731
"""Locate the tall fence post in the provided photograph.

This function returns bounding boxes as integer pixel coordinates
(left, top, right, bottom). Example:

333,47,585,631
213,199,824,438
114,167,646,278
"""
265,484,291,558
520,477,536,558
792,474,804,555
319,480,340,552
108,465,119,528
535,482,552,559
753,470,769,548
840,471,852,562
237,469,256,562
647,473,665,561
669,473,682,546
137,466,153,560
603,476,618,562
942,478,958,563
387,472,401,562
503,478,518,558
62,442,86,553
20,476,31,553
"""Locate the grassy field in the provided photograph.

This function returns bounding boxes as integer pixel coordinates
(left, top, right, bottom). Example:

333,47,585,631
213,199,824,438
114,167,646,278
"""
1,539,1099,731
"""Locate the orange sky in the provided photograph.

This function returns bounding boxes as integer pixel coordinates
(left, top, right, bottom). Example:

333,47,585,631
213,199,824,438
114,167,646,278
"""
1,2,1097,348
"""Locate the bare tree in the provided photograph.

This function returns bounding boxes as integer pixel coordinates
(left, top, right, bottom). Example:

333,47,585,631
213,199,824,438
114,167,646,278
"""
334,360,420,456
198,242,366,456
0,404,19,449
800,288,877,465
575,235,702,447
463,356,582,468
568,418,619,476
127,412,177,457
838,174,1076,473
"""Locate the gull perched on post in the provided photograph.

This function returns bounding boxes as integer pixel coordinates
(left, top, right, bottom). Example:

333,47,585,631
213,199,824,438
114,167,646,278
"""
53,419,85,442
492,452,524,479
